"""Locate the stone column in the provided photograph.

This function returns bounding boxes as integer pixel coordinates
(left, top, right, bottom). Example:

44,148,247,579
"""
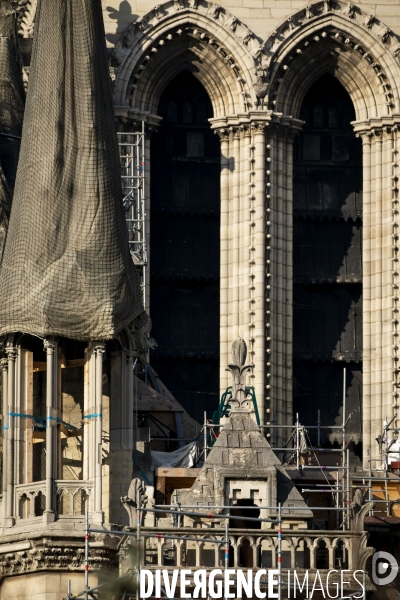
217,128,230,395
231,128,241,339
4,344,17,527
382,128,395,455
353,119,400,466
239,126,252,337
361,131,372,464
44,339,57,523
1,358,8,523
214,116,270,422
265,118,301,445
252,122,266,425
94,343,106,524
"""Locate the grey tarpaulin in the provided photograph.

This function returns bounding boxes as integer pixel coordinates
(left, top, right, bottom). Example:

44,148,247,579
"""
0,0,143,340
151,442,197,470
0,0,24,257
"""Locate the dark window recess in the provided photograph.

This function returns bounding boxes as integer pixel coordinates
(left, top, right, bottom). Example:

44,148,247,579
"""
293,74,362,453
150,71,220,422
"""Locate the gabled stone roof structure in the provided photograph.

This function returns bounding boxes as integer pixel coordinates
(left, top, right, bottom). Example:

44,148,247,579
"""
182,411,312,521
178,339,312,523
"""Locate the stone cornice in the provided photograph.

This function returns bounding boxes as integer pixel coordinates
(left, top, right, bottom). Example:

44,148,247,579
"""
0,530,118,577
352,116,400,137
114,107,162,132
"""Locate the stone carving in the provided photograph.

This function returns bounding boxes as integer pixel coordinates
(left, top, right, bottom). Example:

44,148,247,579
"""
287,16,296,31
122,32,131,48
226,338,253,409
0,543,115,576
130,312,157,351
16,0,37,37
351,488,365,514
251,44,265,60
228,17,238,32
126,82,136,107
121,478,149,528
392,44,400,62
323,0,332,13
240,27,252,45
378,26,391,43
342,3,355,18
253,65,269,99
209,2,221,18
153,4,164,20
305,4,314,19
134,15,149,32
362,14,374,29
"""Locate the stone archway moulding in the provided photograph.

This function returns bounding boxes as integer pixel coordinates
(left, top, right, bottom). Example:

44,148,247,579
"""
111,0,264,120
261,1,400,120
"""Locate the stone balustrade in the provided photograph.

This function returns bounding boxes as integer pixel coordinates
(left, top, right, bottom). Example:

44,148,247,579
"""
139,527,369,572
14,480,93,520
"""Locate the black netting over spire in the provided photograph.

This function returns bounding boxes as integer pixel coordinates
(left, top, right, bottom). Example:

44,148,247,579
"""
0,0,143,340
0,0,24,256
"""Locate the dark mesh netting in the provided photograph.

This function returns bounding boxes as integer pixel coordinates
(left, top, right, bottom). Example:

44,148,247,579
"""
0,0,143,340
0,1,24,256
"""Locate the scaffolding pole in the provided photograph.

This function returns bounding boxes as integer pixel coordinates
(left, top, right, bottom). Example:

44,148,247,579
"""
118,124,147,308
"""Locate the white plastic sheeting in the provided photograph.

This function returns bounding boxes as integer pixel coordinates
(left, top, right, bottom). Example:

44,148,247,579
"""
151,442,197,469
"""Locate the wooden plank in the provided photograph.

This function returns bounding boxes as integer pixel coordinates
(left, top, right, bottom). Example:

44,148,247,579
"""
156,468,201,478
33,361,46,372
66,358,86,368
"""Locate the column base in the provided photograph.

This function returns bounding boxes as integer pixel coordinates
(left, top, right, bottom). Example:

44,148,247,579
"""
3,516,15,528
43,510,55,524
92,511,104,525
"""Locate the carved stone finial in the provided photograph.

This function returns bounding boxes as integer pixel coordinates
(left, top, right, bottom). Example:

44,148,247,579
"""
226,338,253,410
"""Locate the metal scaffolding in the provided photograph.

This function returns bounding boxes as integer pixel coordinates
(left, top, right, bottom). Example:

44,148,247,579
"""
118,123,147,307
64,405,399,599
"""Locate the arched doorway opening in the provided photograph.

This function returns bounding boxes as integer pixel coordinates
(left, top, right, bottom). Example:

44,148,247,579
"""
150,71,220,422
293,74,363,458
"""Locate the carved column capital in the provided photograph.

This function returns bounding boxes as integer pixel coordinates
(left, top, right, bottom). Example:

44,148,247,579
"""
5,345,18,362
93,343,106,357
250,121,267,134
43,339,57,355
0,358,8,371
230,126,241,139
214,127,230,141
